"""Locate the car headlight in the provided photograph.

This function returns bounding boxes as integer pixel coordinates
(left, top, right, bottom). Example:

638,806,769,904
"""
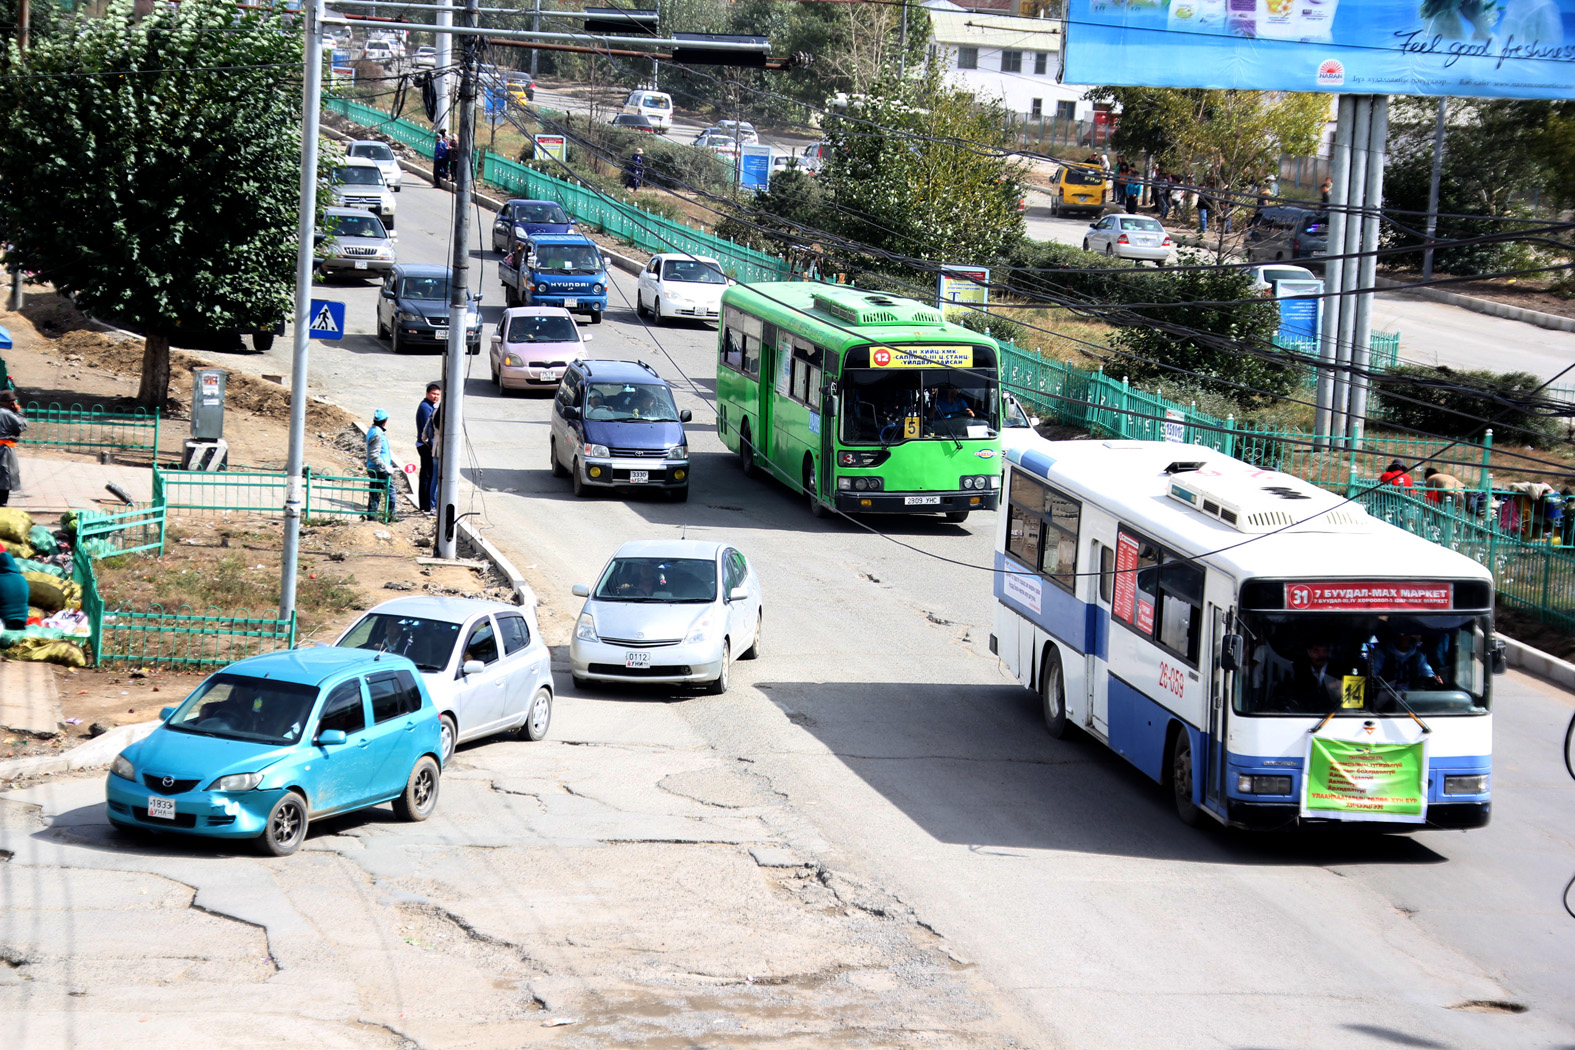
592,283,605,295
397,310,421,323
209,772,264,792
110,753,135,781
1236,774,1293,796
503,353,523,366
684,614,715,645
575,613,599,642
667,443,687,461
583,442,609,458
515,225,528,237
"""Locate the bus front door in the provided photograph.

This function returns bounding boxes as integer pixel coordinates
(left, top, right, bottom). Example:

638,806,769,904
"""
1205,604,1230,809
817,354,838,503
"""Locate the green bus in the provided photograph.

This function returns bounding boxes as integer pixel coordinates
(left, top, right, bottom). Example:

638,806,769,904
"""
716,282,1002,522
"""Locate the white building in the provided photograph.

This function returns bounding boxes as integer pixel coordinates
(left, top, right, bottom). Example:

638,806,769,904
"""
924,2,1098,122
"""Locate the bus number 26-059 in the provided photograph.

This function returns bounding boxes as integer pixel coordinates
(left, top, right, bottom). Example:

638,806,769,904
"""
1159,662,1186,699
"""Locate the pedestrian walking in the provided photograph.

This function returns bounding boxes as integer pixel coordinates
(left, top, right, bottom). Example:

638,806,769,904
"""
434,128,450,183
1196,179,1212,234
1320,176,1332,204
0,389,25,507
365,408,400,522
625,147,645,191
446,132,460,182
415,382,441,515
1155,171,1173,221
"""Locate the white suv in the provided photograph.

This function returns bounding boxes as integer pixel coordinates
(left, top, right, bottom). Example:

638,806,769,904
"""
330,158,396,230
348,139,402,193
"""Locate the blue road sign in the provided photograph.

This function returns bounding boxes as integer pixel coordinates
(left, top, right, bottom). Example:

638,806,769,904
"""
307,299,346,341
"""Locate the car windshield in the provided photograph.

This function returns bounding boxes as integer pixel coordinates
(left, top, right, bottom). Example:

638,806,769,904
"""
1236,611,1490,717
1120,217,1164,231
351,143,394,162
1003,396,1031,428
584,381,679,422
335,166,384,186
516,203,569,224
337,613,461,672
505,314,579,343
166,673,320,745
841,362,999,444
661,259,726,284
400,277,450,300
534,245,601,274
1263,268,1313,284
324,213,386,238
594,557,716,602
1064,167,1104,186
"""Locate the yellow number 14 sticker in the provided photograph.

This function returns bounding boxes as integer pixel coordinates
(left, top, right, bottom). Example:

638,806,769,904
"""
1341,675,1366,709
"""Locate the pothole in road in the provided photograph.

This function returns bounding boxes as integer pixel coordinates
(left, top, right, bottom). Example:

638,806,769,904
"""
1448,1000,1529,1014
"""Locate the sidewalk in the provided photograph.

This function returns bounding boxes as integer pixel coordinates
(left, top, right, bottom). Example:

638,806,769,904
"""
0,662,62,737
9,452,154,513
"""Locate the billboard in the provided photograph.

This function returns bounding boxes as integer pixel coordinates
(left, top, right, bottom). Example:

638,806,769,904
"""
1063,0,1575,100
739,145,773,191
937,265,990,309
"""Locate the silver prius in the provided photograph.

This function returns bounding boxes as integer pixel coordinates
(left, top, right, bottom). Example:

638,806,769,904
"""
569,540,762,695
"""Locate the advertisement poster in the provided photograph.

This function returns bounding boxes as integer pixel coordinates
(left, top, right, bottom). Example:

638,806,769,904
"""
938,266,991,309
870,345,976,368
1301,736,1428,821
1065,0,1575,100
740,145,774,191
1284,581,1453,610
1275,278,1323,345
533,134,567,162
1112,530,1141,623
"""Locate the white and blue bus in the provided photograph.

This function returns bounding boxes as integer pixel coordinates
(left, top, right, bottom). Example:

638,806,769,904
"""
991,440,1503,831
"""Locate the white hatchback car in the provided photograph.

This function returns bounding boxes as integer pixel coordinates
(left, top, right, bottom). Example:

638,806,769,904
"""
335,596,554,764
635,254,729,325
1082,214,1175,266
570,541,762,695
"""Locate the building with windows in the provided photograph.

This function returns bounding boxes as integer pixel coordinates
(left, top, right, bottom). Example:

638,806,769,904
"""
924,1,1097,124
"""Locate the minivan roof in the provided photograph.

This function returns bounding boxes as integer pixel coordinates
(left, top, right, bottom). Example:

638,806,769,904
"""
574,358,665,383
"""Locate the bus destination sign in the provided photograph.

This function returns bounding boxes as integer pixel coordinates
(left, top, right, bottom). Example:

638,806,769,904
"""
1285,582,1453,611
870,345,974,369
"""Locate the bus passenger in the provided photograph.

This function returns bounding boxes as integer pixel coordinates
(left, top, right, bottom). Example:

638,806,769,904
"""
1371,632,1443,690
1278,641,1341,711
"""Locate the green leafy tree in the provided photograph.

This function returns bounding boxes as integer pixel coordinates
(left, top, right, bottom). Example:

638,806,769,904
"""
0,0,303,405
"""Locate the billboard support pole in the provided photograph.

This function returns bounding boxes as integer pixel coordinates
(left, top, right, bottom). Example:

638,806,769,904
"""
1315,95,1354,445
1421,97,1447,283
1331,95,1371,446
1346,95,1387,443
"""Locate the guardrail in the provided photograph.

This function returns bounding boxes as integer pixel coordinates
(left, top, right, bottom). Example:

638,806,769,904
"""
23,402,160,455
153,466,392,522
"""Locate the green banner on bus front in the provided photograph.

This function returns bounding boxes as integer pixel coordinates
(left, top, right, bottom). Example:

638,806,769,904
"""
1301,737,1427,823
870,345,974,369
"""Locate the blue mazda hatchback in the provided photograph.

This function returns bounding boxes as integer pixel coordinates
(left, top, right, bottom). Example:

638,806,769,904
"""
105,648,444,856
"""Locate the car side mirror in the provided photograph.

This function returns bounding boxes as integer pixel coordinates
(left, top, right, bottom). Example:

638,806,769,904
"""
571,584,590,597
462,659,485,677
316,729,347,747
1029,416,1042,428
729,585,749,602
561,405,581,420
380,288,393,298
1490,638,1508,675
159,706,175,721
582,334,594,343
389,230,398,241
679,409,692,423
1220,634,1245,672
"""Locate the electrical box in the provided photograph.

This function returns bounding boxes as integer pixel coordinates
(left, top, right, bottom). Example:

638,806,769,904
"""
191,368,227,441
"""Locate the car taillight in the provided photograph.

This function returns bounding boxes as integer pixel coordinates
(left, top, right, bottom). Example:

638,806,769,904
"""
1162,237,1173,246
1117,234,1130,244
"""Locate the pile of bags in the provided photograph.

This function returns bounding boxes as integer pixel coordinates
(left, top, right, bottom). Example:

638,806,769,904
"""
1,508,90,666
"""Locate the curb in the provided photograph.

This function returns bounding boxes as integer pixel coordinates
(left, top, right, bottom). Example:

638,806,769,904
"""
0,720,159,785
1374,276,1575,334
1500,636,1575,692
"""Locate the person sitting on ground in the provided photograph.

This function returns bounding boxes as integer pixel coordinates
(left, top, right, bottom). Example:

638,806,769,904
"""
0,543,29,629
1423,466,1465,505
1379,459,1414,488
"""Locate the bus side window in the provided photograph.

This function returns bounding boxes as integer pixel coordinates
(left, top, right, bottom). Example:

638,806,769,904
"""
1097,541,1114,604
1157,559,1204,664
721,325,744,372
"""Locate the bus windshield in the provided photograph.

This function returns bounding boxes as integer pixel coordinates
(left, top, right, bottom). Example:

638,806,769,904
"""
1235,611,1490,717
841,367,998,445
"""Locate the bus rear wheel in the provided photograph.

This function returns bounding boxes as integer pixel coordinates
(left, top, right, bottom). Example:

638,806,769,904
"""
739,424,759,479
1041,649,1068,738
1170,730,1202,826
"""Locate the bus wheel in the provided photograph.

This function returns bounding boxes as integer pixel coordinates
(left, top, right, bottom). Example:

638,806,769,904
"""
804,460,827,518
1170,730,1202,826
1041,649,1068,738
944,510,969,524
739,424,759,479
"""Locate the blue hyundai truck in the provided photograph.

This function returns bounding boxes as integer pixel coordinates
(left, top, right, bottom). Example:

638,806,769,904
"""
499,233,608,323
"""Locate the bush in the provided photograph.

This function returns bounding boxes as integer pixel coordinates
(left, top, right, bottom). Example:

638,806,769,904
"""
1370,365,1561,447
945,307,1026,347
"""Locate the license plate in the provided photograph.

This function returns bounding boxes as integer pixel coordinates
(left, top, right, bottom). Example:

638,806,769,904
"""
431,327,448,339
563,298,579,308
905,495,942,506
625,651,651,669
354,260,368,270
629,470,649,484
147,796,176,820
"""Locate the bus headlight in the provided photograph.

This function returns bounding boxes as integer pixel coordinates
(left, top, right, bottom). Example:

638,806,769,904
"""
839,476,883,491
1442,774,1488,795
1236,774,1293,796
960,475,992,490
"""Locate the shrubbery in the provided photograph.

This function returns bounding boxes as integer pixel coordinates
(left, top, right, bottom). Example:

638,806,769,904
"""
1370,365,1562,447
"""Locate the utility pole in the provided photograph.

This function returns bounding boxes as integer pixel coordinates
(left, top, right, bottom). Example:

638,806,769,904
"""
529,0,540,78
8,0,27,311
436,0,479,560
1422,97,1447,283
16,0,27,53
899,0,908,77
651,0,660,88
436,0,454,139
280,0,327,622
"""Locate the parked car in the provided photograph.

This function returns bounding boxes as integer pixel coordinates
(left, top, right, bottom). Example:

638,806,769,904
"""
413,45,437,68
621,89,673,132
491,198,575,253
797,142,827,173
696,124,758,146
507,73,535,103
1082,214,1175,265
1247,262,1318,295
104,648,443,856
695,132,740,157
569,540,762,694
362,42,394,63
347,138,402,192
714,119,757,138
314,206,396,279
636,253,729,325
376,263,482,355
548,358,693,500
1245,205,1329,265
611,113,658,134
1051,162,1107,217
488,306,589,393
329,157,396,229
334,596,554,765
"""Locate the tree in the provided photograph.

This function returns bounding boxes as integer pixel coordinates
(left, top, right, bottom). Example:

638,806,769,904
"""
0,0,303,405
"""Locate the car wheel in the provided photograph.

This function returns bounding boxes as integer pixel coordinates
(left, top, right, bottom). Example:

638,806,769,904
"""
256,791,308,856
376,316,389,341
391,329,405,355
742,611,762,660
393,755,440,822
944,510,970,524
383,215,395,231
589,308,603,325
438,714,456,765
636,292,647,319
1041,648,1068,738
707,641,731,695
652,298,665,326
804,459,826,518
572,673,592,691
519,687,552,741
1171,730,1202,826
739,423,759,479
549,437,568,478
467,341,480,356
1082,240,1091,252
571,458,588,497
1051,197,1061,217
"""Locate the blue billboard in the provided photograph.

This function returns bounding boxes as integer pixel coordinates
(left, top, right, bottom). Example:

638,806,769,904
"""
1064,0,1575,99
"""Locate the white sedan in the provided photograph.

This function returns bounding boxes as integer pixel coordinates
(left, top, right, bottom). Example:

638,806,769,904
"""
335,596,554,764
1082,214,1175,266
570,540,762,695
635,253,730,325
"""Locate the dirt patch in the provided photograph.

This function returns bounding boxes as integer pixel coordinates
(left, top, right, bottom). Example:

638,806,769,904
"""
1495,604,1575,662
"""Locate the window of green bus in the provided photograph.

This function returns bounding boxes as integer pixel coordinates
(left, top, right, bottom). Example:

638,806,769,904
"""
720,306,762,378
839,344,998,445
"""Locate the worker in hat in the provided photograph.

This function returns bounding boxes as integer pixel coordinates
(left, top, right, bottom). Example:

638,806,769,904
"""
365,408,399,521
0,388,24,508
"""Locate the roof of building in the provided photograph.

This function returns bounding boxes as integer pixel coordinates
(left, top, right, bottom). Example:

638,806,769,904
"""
926,8,1063,51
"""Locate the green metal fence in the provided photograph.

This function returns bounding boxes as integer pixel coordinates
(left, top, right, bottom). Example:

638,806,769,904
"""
23,402,160,454
75,502,167,559
153,466,392,522
94,603,297,670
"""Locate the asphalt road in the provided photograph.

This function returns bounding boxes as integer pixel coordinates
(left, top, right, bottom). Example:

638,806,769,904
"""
30,176,1568,1045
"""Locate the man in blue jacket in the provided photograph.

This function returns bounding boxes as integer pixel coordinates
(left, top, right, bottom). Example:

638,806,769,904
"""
365,408,399,522
415,382,441,515
0,543,28,629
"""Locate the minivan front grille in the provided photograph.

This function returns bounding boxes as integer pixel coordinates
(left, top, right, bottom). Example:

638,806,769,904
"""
609,447,666,458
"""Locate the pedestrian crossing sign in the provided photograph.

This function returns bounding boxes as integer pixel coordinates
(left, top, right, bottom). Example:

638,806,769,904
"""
306,299,346,341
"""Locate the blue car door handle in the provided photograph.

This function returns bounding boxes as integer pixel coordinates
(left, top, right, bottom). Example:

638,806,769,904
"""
357,739,370,749
405,720,416,732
